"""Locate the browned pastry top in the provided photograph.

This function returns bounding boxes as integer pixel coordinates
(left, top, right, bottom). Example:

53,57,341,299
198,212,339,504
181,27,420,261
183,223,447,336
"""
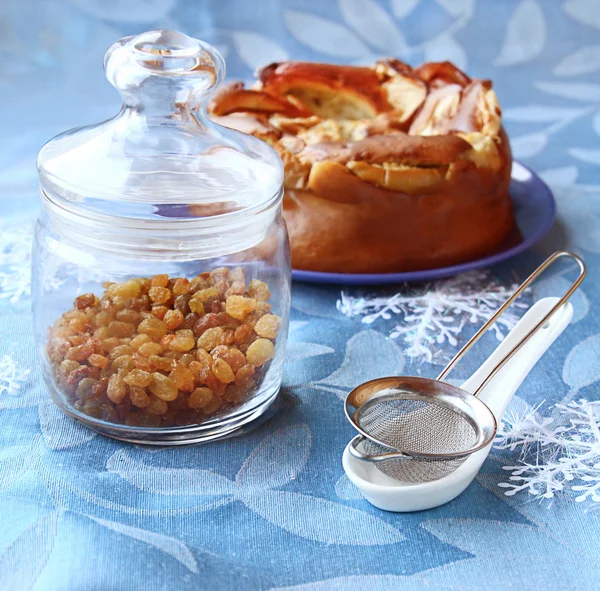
208,60,504,194
207,59,512,275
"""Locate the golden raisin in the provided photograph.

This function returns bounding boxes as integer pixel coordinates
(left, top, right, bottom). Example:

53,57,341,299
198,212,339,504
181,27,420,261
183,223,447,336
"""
89,354,109,369
179,353,195,365
109,344,134,359
229,267,246,284
151,274,169,288
192,287,219,303
108,321,136,338
147,395,169,415
66,343,95,362
132,353,153,372
196,349,213,367
116,308,141,325
111,355,135,372
94,311,113,327
164,309,184,330
152,306,169,320
254,314,281,339
189,273,211,293
149,287,171,305
188,360,211,384
225,296,257,320
212,358,235,384
74,293,97,310
138,316,167,341
172,278,190,296
193,313,219,337
169,331,196,353
123,369,153,387
248,279,270,301
170,364,195,392
246,339,275,367
130,334,152,351
203,396,223,415
129,385,150,408
235,364,256,388
189,298,205,315
138,342,164,357
188,387,214,409
107,373,127,403
101,337,121,352
212,346,246,373
225,281,246,297
234,324,254,345
196,327,224,351
107,279,141,300
149,373,179,401
161,334,176,348
149,355,174,373
224,384,247,404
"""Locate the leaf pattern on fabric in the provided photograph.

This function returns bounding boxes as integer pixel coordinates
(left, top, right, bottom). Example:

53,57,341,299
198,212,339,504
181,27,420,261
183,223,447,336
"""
89,516,199,573
478,471,600,561
554,45,600,77
69,0,176,23
240,489,405,545
503,106,590,122
533,276,589,324
0,511,59,590
270,575,426,591
494,0,546,66
283,10,370,58
315,330,405,396
390,0,420,19
230,31,288,70
236,424,311,491
562,333,600,392
539,166,578,186
334,475,363,500
39,401,97,451
535,81,600,102
422,518,565,557
510,132,548,159
564,0,600,30
106,449,237,496
424,33,467,70
285,342,335,364
0,444,34,491
569,148,600,166
338,0,406,54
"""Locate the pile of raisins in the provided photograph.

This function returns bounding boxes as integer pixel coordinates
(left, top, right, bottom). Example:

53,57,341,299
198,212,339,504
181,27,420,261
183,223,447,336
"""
46,267,281,427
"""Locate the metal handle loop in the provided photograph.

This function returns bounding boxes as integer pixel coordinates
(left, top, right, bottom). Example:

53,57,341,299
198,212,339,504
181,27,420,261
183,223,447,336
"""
436,251,586,397
348,435,413,463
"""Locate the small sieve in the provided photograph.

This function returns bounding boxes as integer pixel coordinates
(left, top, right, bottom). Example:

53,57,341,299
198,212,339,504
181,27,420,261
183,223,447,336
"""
345,251,586,484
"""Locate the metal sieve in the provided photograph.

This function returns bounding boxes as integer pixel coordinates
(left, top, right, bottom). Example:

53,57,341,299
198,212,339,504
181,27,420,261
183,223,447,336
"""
345,251,587,484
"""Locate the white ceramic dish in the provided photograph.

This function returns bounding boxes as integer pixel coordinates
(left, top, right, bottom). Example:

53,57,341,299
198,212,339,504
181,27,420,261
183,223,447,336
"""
342,297,573,512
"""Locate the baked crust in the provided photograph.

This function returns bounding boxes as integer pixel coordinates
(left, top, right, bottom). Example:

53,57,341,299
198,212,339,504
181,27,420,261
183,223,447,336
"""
209,60,513,274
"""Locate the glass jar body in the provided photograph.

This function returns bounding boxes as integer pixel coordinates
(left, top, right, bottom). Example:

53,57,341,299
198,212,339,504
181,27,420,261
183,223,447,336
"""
32,198,291,444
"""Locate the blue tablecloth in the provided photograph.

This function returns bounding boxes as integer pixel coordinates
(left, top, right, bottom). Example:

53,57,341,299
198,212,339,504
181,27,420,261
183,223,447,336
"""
2,1,600,589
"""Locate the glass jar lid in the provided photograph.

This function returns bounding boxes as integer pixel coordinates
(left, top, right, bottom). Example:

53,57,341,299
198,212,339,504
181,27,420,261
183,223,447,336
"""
37,30,283,222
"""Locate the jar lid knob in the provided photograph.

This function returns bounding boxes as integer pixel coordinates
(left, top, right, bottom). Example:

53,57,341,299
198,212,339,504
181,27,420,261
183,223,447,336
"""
104,29,225,108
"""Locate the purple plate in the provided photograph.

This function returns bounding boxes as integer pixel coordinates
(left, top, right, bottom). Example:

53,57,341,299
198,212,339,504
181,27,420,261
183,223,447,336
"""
291,162,556,285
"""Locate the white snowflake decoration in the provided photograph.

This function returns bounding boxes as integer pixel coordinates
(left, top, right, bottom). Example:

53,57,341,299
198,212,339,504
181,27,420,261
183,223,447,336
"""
0,355,31,397
496,399,600,503
0,223,35,303
338,270,528,363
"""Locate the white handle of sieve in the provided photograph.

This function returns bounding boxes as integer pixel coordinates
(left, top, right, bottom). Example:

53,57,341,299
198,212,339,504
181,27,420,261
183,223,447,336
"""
461,297,573,420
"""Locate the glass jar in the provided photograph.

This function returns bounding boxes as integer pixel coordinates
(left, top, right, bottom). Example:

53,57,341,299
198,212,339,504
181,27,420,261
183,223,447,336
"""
32,30,290,444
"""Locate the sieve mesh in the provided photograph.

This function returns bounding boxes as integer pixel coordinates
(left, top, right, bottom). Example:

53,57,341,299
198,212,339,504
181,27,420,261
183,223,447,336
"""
356,396,480,483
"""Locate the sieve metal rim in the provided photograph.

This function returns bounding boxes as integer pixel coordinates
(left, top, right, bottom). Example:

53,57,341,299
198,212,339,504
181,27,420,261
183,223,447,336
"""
344,376,497,460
